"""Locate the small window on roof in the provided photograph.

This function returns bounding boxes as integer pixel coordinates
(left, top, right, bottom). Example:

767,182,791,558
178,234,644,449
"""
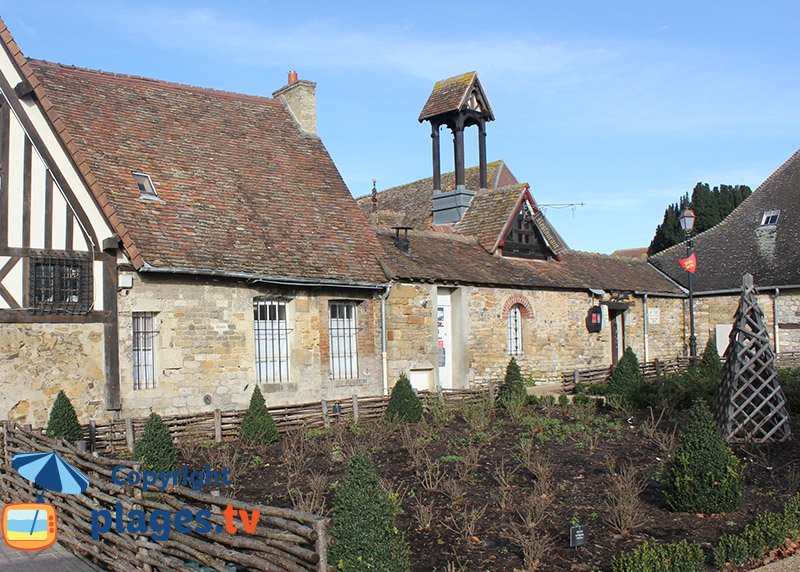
761,210,780,226
133,173,158,199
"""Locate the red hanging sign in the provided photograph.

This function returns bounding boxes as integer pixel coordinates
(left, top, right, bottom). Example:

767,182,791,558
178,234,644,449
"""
678,252,697,273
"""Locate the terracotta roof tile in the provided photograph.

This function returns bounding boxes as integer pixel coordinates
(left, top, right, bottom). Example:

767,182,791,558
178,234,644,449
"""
650,148,800,292
455,184,527,250
356,161,515,229
27,59,387,284
377,231,680,293
418,71,494,122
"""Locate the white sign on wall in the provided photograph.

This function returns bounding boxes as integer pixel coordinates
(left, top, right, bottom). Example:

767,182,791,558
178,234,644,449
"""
648,307,661,325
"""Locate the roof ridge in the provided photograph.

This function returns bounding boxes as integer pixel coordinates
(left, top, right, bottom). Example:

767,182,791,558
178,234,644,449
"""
364,159,506,198
0,18,143,265
650,148,800,261
29,59,279,105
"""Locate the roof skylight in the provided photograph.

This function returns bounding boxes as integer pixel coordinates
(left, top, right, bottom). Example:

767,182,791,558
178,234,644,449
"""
761,210,780,226
133,172,159,199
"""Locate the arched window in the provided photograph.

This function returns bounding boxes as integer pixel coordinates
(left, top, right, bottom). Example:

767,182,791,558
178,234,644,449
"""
507,304,523,355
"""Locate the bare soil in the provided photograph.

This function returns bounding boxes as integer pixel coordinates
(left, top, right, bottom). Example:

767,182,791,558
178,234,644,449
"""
182,402,800,571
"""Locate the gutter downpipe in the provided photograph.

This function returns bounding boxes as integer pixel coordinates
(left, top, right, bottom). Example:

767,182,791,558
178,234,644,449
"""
380,282,393,396
643,294,649,363
774,288,780,353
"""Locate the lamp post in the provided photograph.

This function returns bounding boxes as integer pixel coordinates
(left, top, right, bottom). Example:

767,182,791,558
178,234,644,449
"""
678,207,697,360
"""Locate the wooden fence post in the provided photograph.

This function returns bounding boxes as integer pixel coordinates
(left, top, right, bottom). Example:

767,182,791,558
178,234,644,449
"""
125,418,135,452
437,384,444,404
321,400,329,427
352,395,359,421
573,370,580,390
314,519,329,572
655,358,662,376
89,420,96,452
487,379,495,406
214,409,222,443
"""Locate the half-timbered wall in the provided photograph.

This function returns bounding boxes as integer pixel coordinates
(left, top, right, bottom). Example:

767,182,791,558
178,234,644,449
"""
0,41,119,426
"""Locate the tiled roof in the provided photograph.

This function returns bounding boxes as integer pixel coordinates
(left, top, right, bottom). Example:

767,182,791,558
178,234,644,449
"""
650,148,800,292
377,231,680,293
26,59,387,284
356,160,517,229
456,184,528,250
419,71,495,121
611,247,649,261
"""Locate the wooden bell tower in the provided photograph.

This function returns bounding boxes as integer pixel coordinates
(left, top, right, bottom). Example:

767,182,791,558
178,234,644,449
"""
419,72,495,223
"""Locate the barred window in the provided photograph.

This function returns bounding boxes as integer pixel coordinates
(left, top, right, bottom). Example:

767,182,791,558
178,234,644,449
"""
133,312,158,390
329,301,358,380
30,254,92,314
507,304,523,355
254,299,290,383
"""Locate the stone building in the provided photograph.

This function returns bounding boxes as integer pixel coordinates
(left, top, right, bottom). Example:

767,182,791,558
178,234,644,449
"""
358,72,688,391
0,19,388,426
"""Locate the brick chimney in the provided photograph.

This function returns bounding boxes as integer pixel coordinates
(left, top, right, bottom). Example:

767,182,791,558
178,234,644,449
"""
272,70,317,134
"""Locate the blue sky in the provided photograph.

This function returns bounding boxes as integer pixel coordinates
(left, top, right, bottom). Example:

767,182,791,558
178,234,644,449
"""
2,1,799,253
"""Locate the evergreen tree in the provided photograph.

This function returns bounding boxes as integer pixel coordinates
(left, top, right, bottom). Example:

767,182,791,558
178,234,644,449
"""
648,185,752,255
659,400,742,514
46,390,84,444
329,452,410,571
240,386,279,445
133,412,177,471
607,347,643,404
385,374,423,423
699,337,722,381
498,357,527,407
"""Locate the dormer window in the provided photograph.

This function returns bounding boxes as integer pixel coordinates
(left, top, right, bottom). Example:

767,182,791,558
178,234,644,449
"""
761,210,780,226
133,173,159,200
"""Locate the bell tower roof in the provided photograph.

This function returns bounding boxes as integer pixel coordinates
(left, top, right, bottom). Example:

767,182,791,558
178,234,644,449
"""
418,71,495,123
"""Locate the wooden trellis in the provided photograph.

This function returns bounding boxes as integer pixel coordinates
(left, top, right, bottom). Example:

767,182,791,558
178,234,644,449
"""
715,273,791,443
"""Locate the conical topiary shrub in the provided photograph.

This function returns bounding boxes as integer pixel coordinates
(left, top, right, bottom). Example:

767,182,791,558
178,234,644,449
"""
329,452,410,571
659,400,742,514
498,357,527,407
607,347,643,404
133,412,177,471
240,386,279,445
46,390,84,444
385,373,423,423
699,337,722,381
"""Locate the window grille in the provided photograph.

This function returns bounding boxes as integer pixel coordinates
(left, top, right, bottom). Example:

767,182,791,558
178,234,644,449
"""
29,253,92,314
507,304,523,355
133,312,158,390
329,301,358,380
253,299,290,383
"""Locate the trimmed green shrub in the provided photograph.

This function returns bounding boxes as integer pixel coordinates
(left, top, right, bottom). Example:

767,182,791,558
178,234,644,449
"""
659,400,742,514
607,347,644,406
240,386,279,446
132,412,177,471
329,452,410,571
784,493,800,536
714,509,793,567
498,357,527,407
698,337,722,381
385,374,423,423
778,367,800,414
46,390,84,444
612,540,704,572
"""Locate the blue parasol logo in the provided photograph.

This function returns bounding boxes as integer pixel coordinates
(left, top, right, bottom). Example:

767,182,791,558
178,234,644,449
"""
11,451,89,496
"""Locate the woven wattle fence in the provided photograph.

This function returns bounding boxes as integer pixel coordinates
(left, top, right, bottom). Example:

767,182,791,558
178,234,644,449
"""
715,273,792,443
0,422,331,572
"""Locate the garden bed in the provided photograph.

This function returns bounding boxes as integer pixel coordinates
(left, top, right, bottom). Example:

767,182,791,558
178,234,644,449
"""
180,399,800,571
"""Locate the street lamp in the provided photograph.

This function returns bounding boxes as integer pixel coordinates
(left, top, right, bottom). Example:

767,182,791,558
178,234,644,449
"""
678,207,697,360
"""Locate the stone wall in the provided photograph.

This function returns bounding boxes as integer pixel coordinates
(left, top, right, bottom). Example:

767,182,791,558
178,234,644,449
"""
384,283,438,389
116,272,382,419
0,322,107,426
